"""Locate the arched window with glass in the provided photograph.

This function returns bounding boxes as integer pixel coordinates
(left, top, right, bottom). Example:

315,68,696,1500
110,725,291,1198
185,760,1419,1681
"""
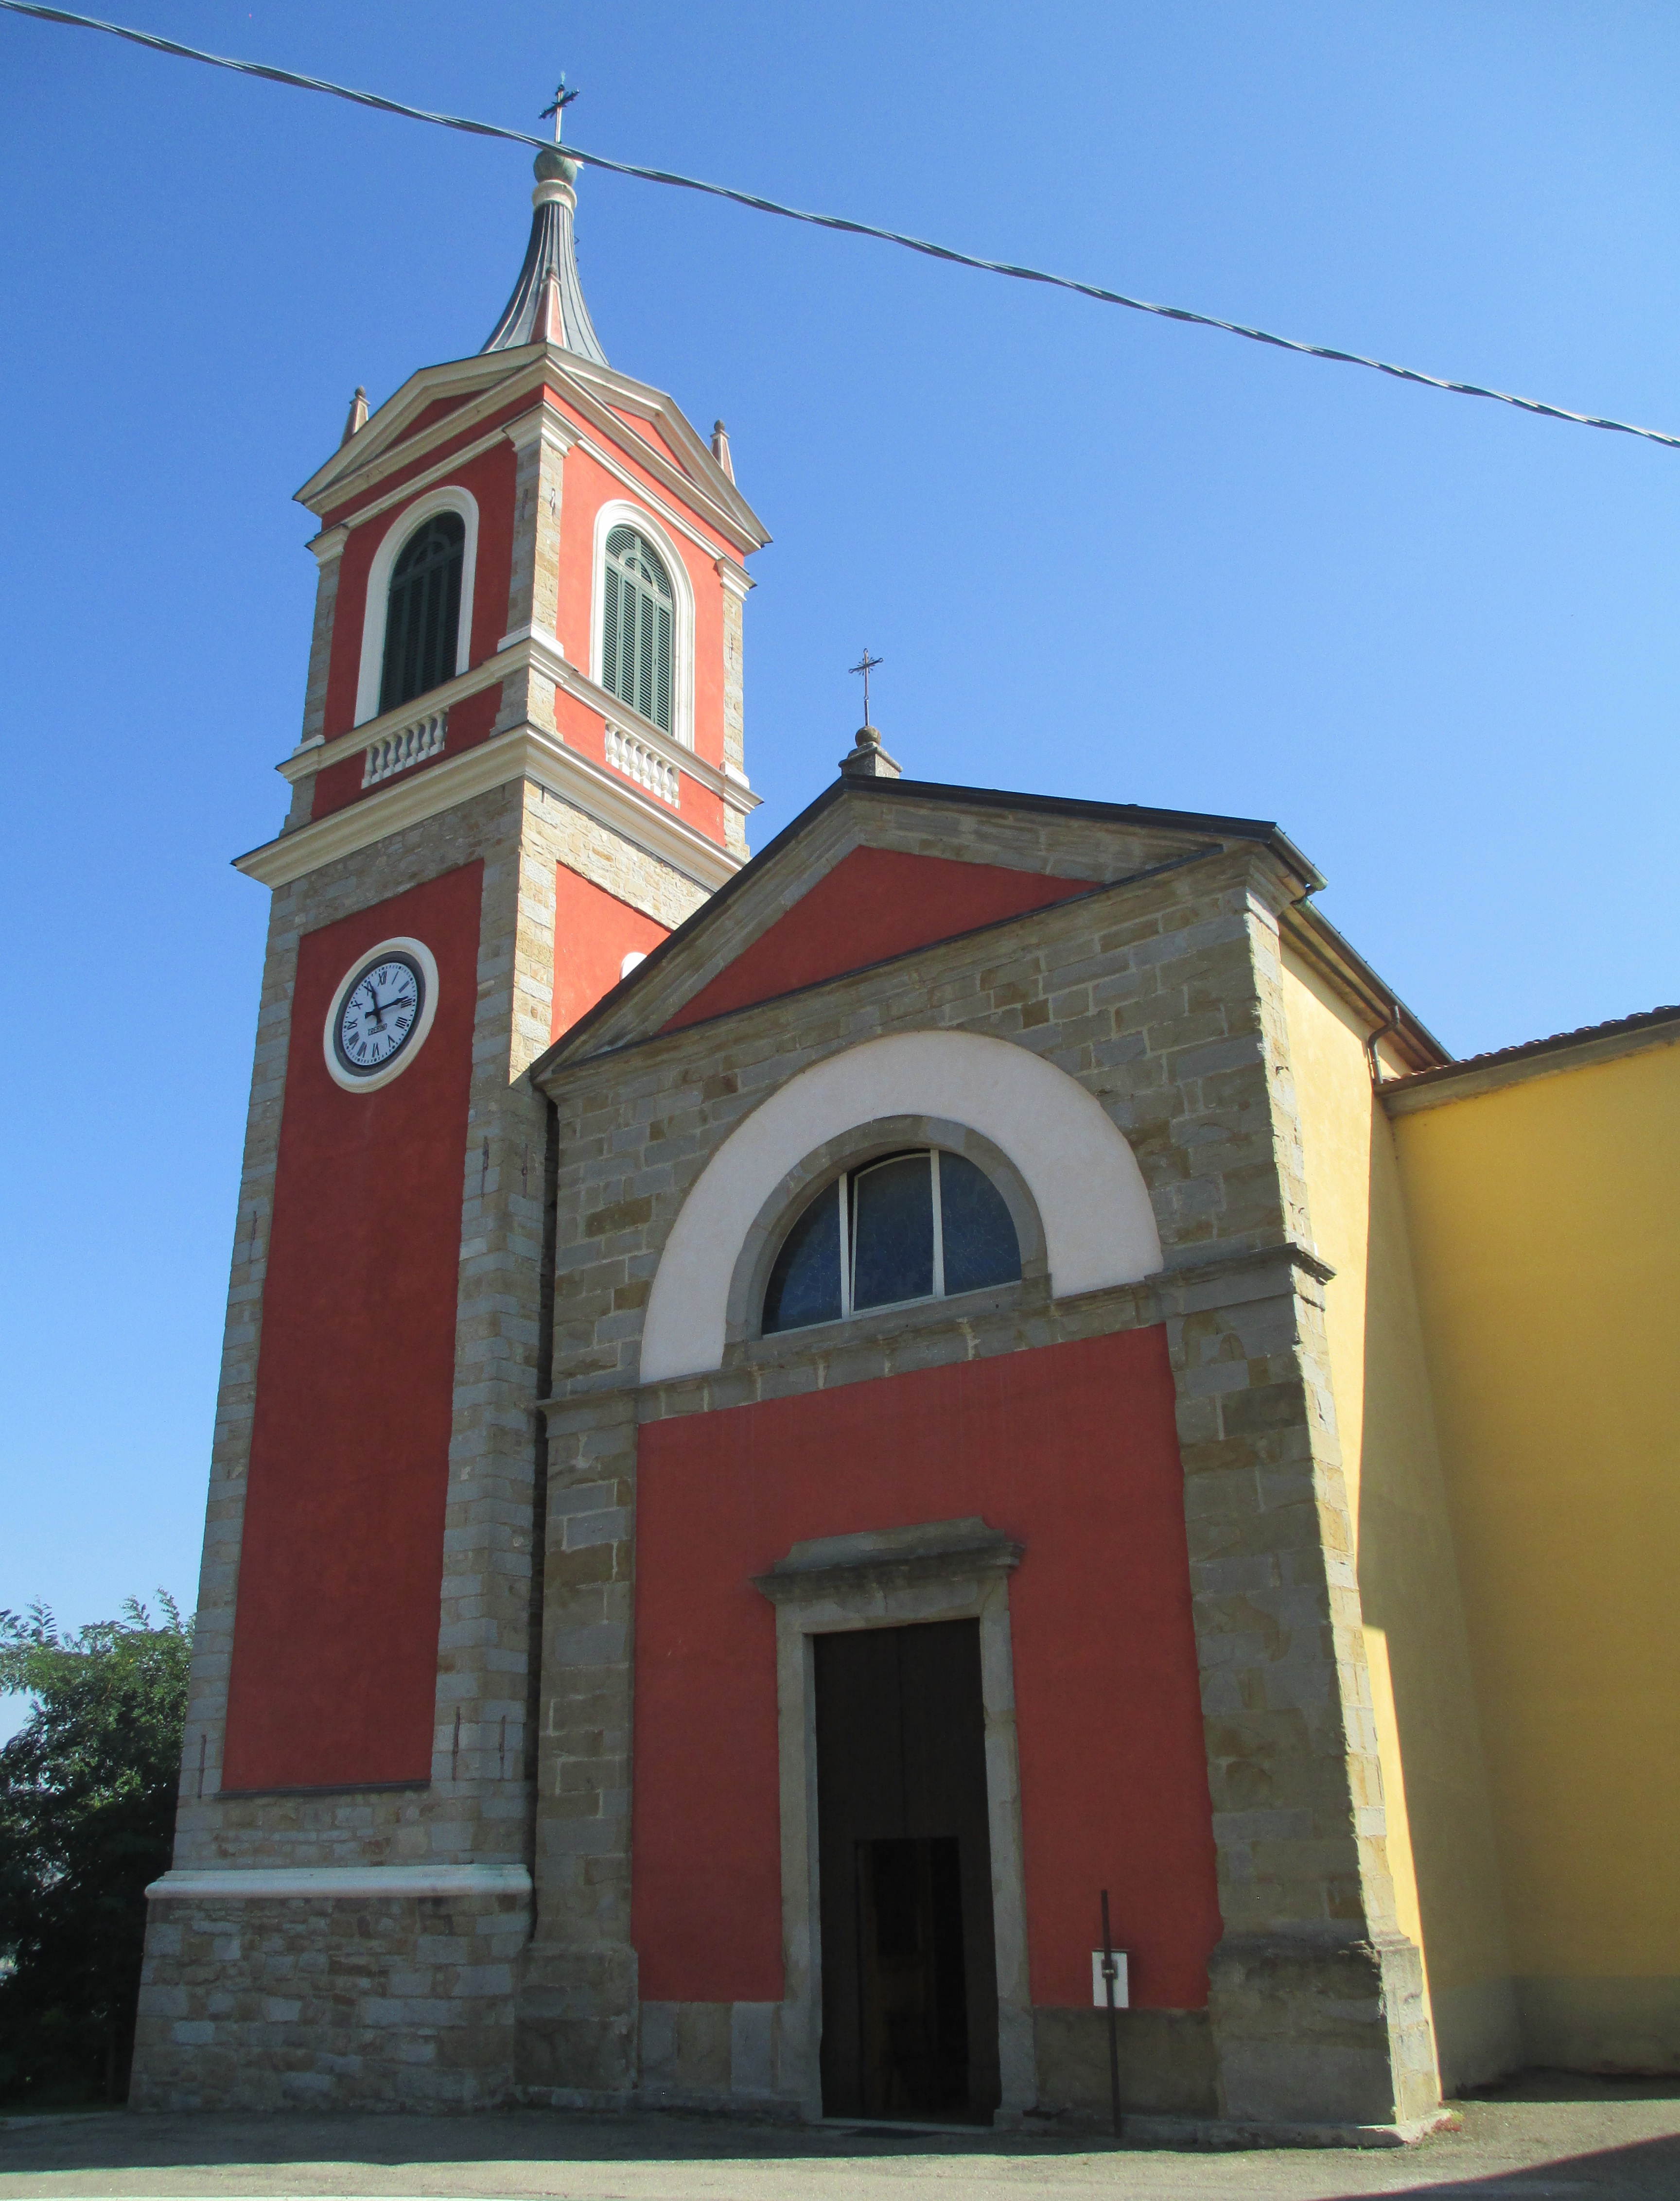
762,1149,1023,1336
379,511,466,715
602,524,674,733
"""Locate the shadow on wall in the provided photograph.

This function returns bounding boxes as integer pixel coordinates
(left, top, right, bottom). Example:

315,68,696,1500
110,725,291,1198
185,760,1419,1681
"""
1353,1115,1521,2094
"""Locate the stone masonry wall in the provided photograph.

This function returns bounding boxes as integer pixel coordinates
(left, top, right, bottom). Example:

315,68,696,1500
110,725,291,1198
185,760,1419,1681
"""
132,1892,525,2112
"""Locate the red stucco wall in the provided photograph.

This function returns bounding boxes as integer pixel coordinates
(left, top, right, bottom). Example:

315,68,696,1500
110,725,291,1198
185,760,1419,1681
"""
222,864,483,1790
664,848,1096,1032
632,1330,1221,2010
552,435,730,772
321,441,517,745
552,864,669,1039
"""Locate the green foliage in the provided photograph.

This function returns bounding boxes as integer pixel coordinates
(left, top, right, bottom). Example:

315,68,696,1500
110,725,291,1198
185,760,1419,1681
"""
0,1595,192,2108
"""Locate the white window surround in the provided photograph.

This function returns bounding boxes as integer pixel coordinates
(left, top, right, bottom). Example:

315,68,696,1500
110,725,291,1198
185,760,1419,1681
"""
639,1031,1164,1384
354,485,481,729
590,497,696,751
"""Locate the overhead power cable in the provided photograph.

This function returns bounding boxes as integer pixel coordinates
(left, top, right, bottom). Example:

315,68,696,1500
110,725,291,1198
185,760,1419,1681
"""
4,0,1676,453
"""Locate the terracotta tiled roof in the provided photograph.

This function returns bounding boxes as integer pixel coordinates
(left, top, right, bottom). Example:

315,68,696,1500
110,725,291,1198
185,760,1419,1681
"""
1385,1002,1680,1092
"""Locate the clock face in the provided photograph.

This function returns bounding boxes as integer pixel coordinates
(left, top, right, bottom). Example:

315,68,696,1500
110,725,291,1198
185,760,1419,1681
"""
332,952,426,1078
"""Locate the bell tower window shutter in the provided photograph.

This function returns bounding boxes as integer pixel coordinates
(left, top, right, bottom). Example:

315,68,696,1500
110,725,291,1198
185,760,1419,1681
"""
603,524,675,734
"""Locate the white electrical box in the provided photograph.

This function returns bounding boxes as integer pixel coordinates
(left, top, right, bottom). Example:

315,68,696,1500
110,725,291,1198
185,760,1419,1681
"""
1091,1950,1130,2009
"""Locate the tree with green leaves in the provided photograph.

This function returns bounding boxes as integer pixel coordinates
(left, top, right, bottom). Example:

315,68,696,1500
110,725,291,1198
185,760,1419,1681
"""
0,1596,192,2107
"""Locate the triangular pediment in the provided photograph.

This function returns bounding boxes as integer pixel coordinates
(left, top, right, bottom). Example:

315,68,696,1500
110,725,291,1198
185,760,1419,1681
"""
533,776,1317,1078
661,847,1096,1032
293,343,768,552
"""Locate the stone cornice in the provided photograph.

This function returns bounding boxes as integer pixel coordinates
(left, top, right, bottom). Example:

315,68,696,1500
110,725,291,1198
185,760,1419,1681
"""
537,1237,1339,1424
752,1519,1023,1605
236,721,745,894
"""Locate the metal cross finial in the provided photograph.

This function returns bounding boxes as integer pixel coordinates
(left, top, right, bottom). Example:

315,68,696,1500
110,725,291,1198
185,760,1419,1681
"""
540,75,580,143
848,647,883,724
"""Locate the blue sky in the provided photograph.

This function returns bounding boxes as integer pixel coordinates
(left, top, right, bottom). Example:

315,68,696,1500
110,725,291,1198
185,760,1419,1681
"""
1,1,1676,1703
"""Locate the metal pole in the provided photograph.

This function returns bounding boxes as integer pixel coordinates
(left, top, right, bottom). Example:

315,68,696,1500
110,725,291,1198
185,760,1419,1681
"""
1100,1888,1123,2141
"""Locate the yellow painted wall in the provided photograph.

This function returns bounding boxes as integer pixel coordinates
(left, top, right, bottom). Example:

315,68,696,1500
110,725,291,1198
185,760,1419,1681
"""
1281,951,1517,2088
1388,1034,1680,2069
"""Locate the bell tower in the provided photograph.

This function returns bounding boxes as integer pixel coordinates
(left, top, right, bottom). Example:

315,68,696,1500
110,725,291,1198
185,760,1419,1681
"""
132,137,769,2109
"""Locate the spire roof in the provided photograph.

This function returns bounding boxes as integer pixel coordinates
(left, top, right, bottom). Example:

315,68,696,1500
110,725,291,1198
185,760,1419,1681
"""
481,145,608,363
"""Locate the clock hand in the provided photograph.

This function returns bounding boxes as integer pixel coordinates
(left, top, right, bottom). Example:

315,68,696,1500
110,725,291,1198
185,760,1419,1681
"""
358,988,416,1034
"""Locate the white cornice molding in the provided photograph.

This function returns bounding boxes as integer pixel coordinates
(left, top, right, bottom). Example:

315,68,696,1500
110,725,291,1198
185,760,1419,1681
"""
568,424,742,566
313,390,752,572
146,1863,532,1903
535,351,769,548
308,524,349,567
296,356,533,511
496,619,565,658
298,350,768,555
715,557,753,600
238,721,746,895
314,421,517,544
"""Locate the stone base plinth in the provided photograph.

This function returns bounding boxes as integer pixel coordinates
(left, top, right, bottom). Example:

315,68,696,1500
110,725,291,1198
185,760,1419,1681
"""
1208,1927,1439,2130
513,1946,638,2097
129,1892,525,2112
1032,2007,1218,2120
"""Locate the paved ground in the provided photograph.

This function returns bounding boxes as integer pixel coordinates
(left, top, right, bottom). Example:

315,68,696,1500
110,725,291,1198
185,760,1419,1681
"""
1,2076,1677,2201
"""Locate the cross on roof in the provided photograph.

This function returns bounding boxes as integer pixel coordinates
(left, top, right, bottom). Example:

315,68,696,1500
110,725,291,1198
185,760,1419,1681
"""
848,648,883,724
541,75,580,143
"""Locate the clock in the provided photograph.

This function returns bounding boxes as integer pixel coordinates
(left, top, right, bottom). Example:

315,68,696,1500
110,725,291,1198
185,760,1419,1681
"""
322,935,441,1094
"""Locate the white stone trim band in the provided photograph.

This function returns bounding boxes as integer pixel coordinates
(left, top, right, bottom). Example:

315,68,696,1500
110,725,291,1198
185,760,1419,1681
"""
145,1864,533,1903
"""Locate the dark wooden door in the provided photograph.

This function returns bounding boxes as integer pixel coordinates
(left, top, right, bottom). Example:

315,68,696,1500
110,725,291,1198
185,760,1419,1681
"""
814,1620,1000,2122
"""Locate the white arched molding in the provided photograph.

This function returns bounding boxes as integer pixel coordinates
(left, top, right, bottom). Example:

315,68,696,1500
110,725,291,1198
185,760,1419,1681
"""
589,497,696,751
353,485,481,728
640,1031,1164,1384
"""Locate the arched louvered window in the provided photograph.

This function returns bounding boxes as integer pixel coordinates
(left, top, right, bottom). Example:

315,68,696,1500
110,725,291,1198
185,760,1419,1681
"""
602,524,674,733
379,511,465,716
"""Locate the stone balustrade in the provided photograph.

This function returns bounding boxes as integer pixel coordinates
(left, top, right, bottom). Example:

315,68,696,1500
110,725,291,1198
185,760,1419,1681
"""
363,709,447,788
606,723,680,807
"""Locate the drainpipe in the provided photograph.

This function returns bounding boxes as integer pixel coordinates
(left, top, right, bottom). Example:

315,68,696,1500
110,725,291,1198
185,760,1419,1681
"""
1366,1000,1402,1086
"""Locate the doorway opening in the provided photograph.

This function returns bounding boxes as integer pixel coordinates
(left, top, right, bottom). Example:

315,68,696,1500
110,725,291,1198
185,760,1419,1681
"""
814,1620,1000,2122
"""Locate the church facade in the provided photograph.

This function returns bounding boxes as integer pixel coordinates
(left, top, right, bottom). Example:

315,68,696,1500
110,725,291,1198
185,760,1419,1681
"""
131,142,1680,2134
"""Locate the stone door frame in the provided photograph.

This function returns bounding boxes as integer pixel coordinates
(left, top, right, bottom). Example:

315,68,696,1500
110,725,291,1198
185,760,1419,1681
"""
752,1518,1035,2122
